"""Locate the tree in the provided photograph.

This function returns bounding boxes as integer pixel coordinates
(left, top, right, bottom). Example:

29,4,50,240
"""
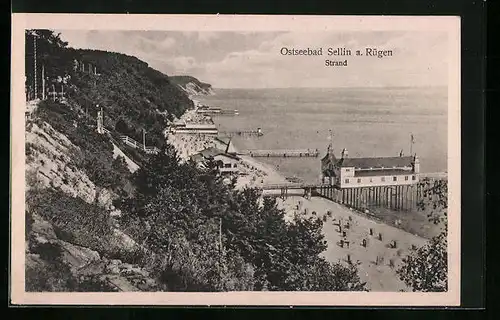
397,178,448,292
25,29,71,99
397,232,447,292
418,178,448,227
115,119,130,135
115,140,367,292
112,155,131,176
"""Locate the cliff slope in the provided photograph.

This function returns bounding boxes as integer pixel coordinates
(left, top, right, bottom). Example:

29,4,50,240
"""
169,75,214,96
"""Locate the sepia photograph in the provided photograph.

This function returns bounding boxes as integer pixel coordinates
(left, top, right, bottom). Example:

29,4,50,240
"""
11,14,461,306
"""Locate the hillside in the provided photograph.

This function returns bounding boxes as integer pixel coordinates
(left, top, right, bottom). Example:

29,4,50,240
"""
25,100,158,291
25,30,195,147
25,98,368,292
24,30,369,293
169,75,214,95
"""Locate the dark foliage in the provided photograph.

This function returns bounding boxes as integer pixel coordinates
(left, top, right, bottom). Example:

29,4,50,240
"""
116,148,367,292
25,243,118,292
26,29,193,148
26,189,114,254
417,178,448,227
397,178,448,292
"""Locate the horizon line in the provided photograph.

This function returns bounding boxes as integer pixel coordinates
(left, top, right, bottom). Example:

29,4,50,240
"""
209,85,448,90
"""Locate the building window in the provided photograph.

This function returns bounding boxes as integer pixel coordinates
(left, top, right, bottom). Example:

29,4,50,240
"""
224,163,232,168
346,168,350,172
345,179,349,184
412,175,416,180
357,178,361,183
405,176,409,181
393,176,397,182
233,163,237,168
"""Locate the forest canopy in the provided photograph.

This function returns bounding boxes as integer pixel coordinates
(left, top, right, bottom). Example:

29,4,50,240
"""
25,29,193,147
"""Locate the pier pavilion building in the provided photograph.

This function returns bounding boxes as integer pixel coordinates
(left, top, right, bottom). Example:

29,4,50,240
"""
319,144,421,211
321,145,420,188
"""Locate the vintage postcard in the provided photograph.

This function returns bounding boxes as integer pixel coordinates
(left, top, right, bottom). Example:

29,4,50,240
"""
10,14,461,306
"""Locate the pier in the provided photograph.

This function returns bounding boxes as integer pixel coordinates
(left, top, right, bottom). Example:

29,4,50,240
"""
258,183,423,212
315,184,423,212
196,107,239,116
217,110,239,116
219,128,263,137
259,182,320,199
258,169,446,212
420,172,448,180
240,149,319,158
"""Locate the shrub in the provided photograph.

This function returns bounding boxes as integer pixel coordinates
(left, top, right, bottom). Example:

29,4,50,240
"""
26,189,114,255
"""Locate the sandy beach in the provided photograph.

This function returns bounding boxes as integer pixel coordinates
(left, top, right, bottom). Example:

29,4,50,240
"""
276,196,429,291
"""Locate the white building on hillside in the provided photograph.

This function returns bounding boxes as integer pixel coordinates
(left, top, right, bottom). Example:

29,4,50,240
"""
190,147,240,174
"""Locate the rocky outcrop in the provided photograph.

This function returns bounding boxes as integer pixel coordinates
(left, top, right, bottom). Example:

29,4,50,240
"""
27,213,159,292
169,75,214,96
179,81,214,95
25,121,115,210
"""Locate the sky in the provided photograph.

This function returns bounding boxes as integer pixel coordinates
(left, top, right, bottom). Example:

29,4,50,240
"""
55,30,449,89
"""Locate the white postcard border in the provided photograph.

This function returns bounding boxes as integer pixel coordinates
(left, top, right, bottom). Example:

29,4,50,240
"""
10,13,461,306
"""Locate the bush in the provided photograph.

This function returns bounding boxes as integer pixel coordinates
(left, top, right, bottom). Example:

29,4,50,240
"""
398,179,448,292
26,189,114,255
75,275,118,292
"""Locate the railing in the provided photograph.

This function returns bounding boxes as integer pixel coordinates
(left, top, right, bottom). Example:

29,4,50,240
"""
419,172,448,179
119,135,160,154
260,182,328,190
144,146,160,154
120,135,143,149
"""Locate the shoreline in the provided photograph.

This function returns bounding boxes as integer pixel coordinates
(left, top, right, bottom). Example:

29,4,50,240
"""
166,96,289,190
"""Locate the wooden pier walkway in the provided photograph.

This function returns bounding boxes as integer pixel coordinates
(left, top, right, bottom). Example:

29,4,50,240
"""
259,183,422,212
420,172,448,179
219,130,263,137
239,149,319,158
259,182,322,190
217,110,239,116
196,109,238,115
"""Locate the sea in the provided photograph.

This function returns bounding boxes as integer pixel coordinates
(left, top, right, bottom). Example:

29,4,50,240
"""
194,87,448,184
